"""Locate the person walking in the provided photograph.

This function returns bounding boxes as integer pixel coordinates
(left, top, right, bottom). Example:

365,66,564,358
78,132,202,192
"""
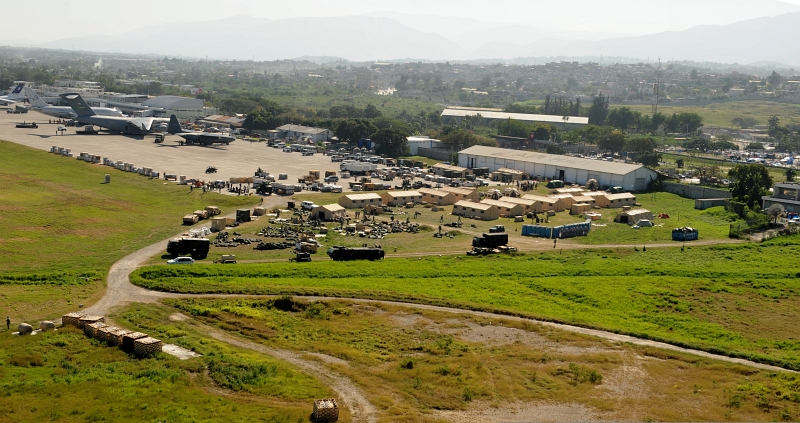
6,316,9,330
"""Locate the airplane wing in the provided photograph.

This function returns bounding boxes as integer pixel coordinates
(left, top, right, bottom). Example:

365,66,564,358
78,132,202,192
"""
0,97,17,105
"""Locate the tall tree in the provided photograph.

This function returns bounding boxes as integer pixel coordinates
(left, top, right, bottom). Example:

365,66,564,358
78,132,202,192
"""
371,128,410,158
363,103,382,119
598,130,626,154
335,119,376,144
728,164,773,209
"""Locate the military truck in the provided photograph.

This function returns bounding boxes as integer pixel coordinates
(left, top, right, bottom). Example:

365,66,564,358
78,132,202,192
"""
471,233,508,249
166,238,210,259
326,246,385,261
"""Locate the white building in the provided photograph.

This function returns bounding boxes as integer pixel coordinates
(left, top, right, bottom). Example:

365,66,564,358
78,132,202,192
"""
458,145,658,191
276,124,331,142
441,108,588,130
406,136,442,155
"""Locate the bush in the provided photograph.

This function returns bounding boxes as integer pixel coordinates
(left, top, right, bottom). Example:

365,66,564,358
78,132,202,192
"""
400,358,414,369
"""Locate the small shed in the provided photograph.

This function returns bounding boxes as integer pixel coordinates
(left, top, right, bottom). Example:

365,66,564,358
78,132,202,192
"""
122,332,149,353
439,186,480,202
316,204,347,221
614,208,654,224
338,193,382,209
134,337,163,357
600,192,637,208
418,188,456,205
452,200,499,221
570,203,592,215
61,312,85,328
381,191,422,206
480,199,525,217
312,398,339,422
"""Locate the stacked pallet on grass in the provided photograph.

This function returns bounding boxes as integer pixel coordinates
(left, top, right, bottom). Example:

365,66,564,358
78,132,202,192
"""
134,337,163,357
78,315,105,329
122,332,149,353
96,326,118,343
61,312,86,328
84,322,108,338
312,398,339,422
107,329,132,347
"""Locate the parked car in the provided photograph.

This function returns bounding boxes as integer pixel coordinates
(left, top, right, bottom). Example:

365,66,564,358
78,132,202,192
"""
301,200,317,210
167,256,194,265
325,175,339,183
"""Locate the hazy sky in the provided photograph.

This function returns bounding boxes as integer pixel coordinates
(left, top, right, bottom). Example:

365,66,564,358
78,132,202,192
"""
8,0,800,44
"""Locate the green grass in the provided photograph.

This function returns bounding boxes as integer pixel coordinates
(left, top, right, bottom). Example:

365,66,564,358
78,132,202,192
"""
0,140,257,320
132,238,800,370
0,322,330,422
617,100,800,128
139,298,800,421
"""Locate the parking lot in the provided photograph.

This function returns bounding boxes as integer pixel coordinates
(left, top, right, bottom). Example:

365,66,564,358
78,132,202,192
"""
0,110,403,193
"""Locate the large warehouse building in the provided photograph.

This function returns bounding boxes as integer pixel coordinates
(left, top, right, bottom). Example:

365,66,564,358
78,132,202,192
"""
458,145,658,191
441,107,588,130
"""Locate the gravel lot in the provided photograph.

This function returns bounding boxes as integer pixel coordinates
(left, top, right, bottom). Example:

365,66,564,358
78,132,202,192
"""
0,109,396,193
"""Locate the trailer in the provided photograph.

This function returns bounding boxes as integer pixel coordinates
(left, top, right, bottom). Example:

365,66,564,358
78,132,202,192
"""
327,246,385,261
166,238,210,259
472,233,508,249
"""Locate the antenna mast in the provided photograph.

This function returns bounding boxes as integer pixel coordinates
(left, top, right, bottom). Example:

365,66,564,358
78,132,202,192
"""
652,58,661,115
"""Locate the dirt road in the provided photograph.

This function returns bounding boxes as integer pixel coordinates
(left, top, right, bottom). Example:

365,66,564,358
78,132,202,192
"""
80,204,792,421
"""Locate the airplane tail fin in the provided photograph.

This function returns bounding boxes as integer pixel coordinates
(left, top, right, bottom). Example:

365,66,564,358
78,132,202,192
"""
167,114,185,134
10,83,24,95
24,87,48,108
60,93,96,116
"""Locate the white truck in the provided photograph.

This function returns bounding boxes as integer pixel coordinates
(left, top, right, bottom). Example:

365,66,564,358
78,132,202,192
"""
342,162,378,175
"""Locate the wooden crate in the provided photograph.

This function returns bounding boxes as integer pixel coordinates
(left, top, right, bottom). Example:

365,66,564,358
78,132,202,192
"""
84,322,107,338
121,332,148,352
107,329,132,347
312,398,339,422
133,337,162,357
62,312,86,328
96,326,118,343
78,315,105,330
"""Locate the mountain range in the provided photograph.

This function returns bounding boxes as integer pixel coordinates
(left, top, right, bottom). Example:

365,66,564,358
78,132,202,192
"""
37,11,800,66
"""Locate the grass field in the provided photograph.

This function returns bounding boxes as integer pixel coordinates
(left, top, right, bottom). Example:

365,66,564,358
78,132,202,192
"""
0,322,331,422
0,140,258,320
618,101,800,128
132,236,800,370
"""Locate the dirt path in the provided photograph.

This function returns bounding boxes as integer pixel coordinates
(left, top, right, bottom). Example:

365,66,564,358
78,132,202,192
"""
205,330,378,423
81,205,793,421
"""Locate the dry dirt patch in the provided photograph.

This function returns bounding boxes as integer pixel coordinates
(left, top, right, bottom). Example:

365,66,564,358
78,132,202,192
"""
434,400,603,422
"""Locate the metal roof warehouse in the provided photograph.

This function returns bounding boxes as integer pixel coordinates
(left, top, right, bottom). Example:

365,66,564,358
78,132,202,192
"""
458,145,658,191
441,108,588,129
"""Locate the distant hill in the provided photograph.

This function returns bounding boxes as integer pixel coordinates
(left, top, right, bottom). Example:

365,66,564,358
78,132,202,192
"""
37,12,800,66
40,15,467,62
